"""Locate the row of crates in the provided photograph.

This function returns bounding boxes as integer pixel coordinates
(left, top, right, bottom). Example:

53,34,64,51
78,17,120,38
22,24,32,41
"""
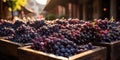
0,38,120,60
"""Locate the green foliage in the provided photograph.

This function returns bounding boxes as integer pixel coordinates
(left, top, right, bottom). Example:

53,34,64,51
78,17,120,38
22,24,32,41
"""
45,14,56,20
58,15,66,19
3,0,27,11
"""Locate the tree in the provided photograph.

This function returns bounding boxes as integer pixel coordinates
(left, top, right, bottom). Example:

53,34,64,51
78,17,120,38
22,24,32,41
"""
3,0,27,19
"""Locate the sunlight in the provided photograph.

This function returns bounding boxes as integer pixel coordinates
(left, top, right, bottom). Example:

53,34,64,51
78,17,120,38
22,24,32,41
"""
36,0,47,5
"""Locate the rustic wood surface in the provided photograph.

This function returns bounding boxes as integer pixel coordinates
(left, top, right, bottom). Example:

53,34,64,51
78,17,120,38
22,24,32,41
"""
0,52,18,60
0,39,22,58
18,46,106,60
93,40,120,60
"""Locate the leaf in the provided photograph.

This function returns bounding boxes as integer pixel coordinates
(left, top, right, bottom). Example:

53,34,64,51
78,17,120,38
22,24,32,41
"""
91,22,96,26
110,16,115,22
5,0,27,11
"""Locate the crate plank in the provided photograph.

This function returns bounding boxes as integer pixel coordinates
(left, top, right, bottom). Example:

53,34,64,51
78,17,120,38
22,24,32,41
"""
18,46,106,60
93,40,120,60
0,39,22,57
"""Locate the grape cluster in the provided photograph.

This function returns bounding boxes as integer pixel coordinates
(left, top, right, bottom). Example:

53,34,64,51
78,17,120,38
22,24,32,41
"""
0,27,15,36
15,25,35,35
0,19,119,46
27,20,47,29
59,22,96,45
37,25,60,36
68,19,80,24
31,36,93,57
94,19,108,30
55,20,68,26
0,21,13,30
12,33,38,44
95,26,120,42
12,25,38,44
92,19,120,42
93,19,120,30
13,20,25,29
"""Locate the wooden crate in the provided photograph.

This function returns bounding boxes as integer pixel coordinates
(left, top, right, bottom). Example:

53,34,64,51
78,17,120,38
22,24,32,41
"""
0,39,22,58
18,46,106,60
93,40,120,60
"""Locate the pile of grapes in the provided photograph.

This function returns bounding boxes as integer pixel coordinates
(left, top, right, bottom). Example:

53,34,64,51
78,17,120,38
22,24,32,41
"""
12,25,38,44
0,20,14,36
31,36,93,57
0,27,15,36
27,20,47,29
92,19,120,42
37,24,60,37
0,18,119,47
30,19,119,57
13,20,25,30
0,20,13,28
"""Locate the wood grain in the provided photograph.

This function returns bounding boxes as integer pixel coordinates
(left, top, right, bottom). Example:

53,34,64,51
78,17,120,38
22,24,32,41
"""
0,39,22,58
18,46,106,60
93,40,120,60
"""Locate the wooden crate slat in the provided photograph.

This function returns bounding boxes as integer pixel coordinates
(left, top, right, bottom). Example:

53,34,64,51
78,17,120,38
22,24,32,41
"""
0,39,22,57
18,46,106,60
93,40,120,60
69,47,106,60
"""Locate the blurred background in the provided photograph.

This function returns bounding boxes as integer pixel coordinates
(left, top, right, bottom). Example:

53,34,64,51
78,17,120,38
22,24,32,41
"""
0,0,120,21
0,0,47,21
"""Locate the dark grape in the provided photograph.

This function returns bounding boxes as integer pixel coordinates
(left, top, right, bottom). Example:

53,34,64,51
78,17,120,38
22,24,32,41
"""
31,36,94,57
0,27,15,36
13,20,25,29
